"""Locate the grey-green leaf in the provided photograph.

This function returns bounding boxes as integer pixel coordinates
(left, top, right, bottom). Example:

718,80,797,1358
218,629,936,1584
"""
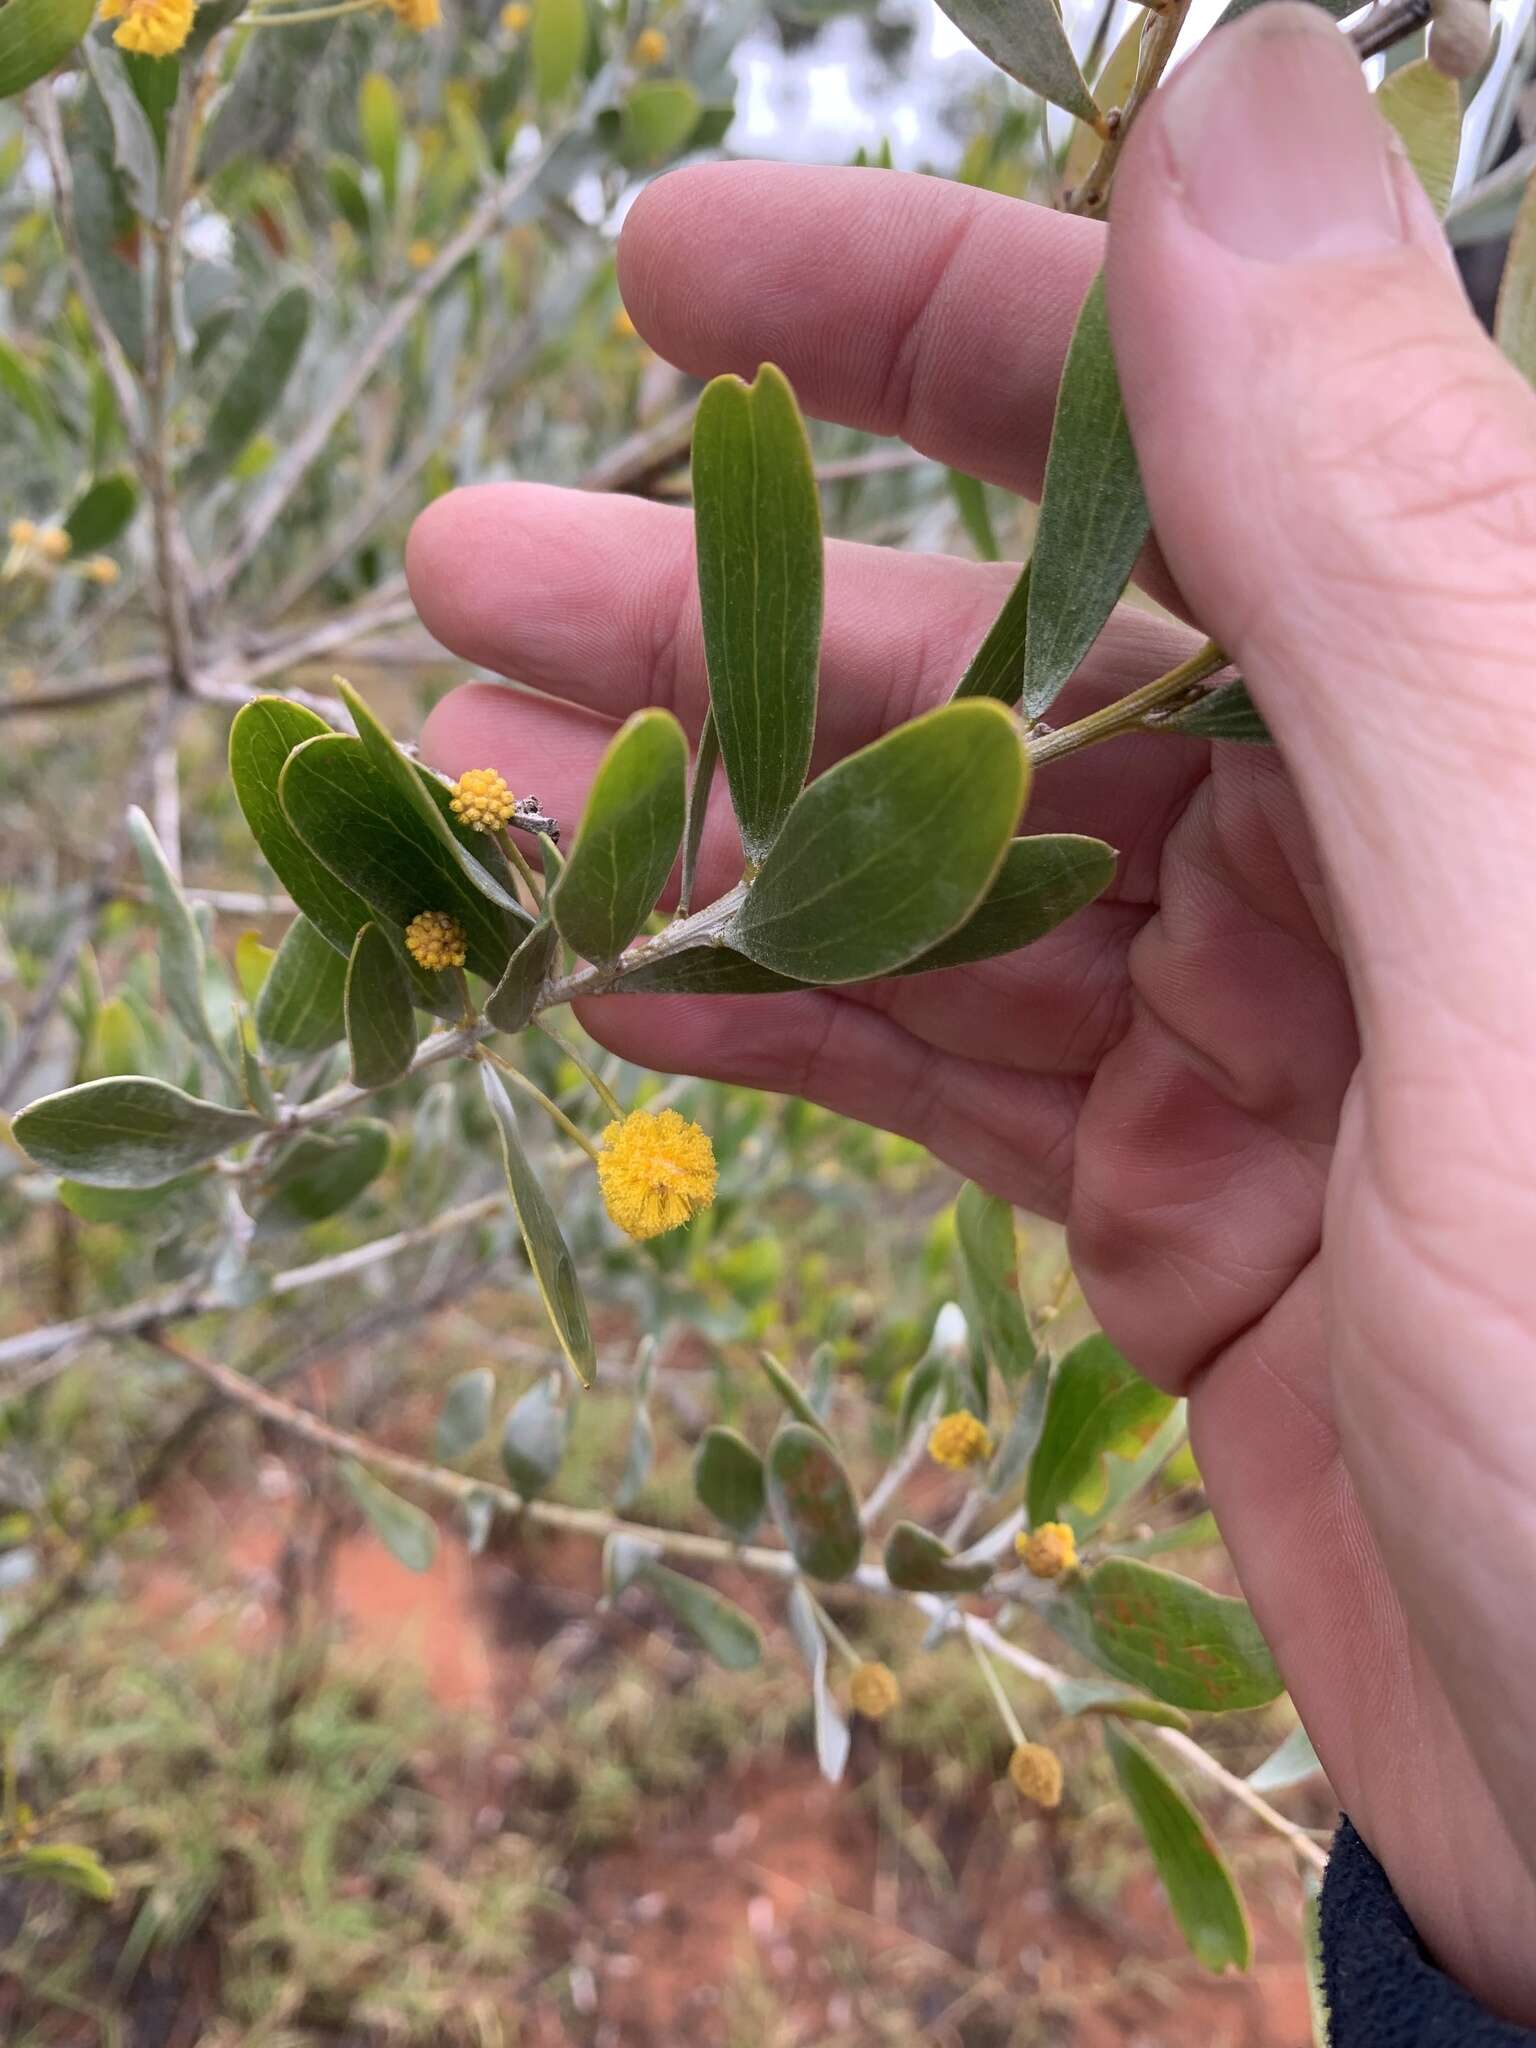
1160,679,1273,745
630,1560,763,1670
341,1461,438,1574
64,472,137,555
693,1425,767,1539
1060,1558,1283,1712
486,919,559,1033
255,1120,391,1234
81,37,160,218
731,700,1027,984
786,1580,851,1783
693,363,823,863
1106,1727,1253,1972
336,680,528,920
550,709,687,961
185,286,311,489
1027,1334,1174,1526
0,0,95,100
230,698,370,958
765,1423,863,1582
678,708,719,915
279,734,521,985
883,1520,993,1594
531,0,586,103
1048,1676,1192,1732
1247,1723,1323,1794
256,915,349,1062
1496,168,1536,387
500,1373,568,1497
930,0,1097,121
344,923,416,1089
760,1351,833,1440
126,807,228,1074
14,1077,264,1189
1023,276,1148,720
435,1367,495,1464
1376,59,1461,218
955,1182,1035,1385
480,1064,595,1388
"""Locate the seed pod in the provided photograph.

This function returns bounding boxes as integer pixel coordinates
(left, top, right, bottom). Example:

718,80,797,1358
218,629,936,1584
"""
1428,0,1493,81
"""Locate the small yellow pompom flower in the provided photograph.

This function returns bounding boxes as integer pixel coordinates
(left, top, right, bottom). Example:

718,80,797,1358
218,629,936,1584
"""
502,2,531,26
632,27,668,65
83,556,122,586
1016,1521,1078,1580
387,0,442,28
36,528,71,563
611,306,639,342
928,1410,993,1471
849,1661,900,1721
597,1108,717,1241
407,239,436,271
8,520,37,549
1008,1742,1064,1809
404,910,467,971
450,766,518,833
99,0,196,58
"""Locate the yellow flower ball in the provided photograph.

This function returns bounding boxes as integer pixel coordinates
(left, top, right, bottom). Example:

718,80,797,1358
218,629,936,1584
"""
849,1661,900,1721
1016,1521,1078,1580
450,766,518,833
8,519,37,549
1008,1742,1063,1809
84,557,122,586
387,0,443,28
631,26,668,65
99,0,196,57
597,1108,717,1241
501,2,531,27
407,239,436,271
611,306,639,342
927,1410,993,1471
404,910,468,971
36,528,71,563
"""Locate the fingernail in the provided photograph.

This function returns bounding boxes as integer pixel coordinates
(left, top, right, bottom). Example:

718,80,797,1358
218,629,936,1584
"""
1158,3,1406,261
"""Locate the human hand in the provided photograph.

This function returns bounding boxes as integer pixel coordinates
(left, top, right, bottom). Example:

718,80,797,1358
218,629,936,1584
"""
409,4,1536,2016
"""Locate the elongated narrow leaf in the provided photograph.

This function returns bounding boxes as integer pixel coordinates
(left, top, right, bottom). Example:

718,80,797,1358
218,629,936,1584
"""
955,1183,1035,1385
57,1175,197,1223
1377,59,1461,217
615,1401,655,1511
693,1426,766,1539
550,709,687,961
1023,277,1148,720
766,1423,862,1582
486,919,559,1033
620,79,701,164
631,1560,763,1669
1247,1723,1323,1794
1160,679,1272,745
500,1373,568,1495
787,1581,852,1783
0,0,95,99
16,1844,115,1902
230,699,369,957
883,1521,993,1594
336,680,527,919
948,471,998,560
1048,1676,1191,1731
14,1077,264,1188
279,735,521,984
1496,170,1536,386
186,287,311,488
732,700,1026,983
63,473,137,554
1027,1334,1173,1526
951,561,1031,701
480,1065,595,1388
0,338,57,443
760,1351,833,1440
1063,17,1142,196
341,1462,438,1573
931,0,1097,120
693,364,823,863
255,1120,391,1234
612,833,1114,993
436,1367,496,1464
81,37,160,218
679,708,719,915
531,0,586,102
1060,1557,1282,1712
358,71,400,209
256,915,348,1061
126,808,228,1074
1106,1727,1252,1971
344,923,416,1089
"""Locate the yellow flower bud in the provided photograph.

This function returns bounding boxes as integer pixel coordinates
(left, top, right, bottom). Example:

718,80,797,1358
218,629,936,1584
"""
502,2,531,27
450,766,518,833
927,1410,992,1471
98,0,195,57
597,1108,717,1241
611,306,639,342
849,1661,901,1720
8,519,37,549
407,239,436,271
1008,1742,1063,1809
1016,1521,1078,1580
387,0,443,28
36,528,71,562
83,557,122,586
632,27,669,65
404,910,468,971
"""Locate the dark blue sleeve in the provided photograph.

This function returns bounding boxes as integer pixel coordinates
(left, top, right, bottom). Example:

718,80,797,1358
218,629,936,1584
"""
1322,1816,1536,2046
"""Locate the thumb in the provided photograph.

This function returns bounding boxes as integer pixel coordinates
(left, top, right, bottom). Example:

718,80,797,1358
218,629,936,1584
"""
1105,4,1536,1031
